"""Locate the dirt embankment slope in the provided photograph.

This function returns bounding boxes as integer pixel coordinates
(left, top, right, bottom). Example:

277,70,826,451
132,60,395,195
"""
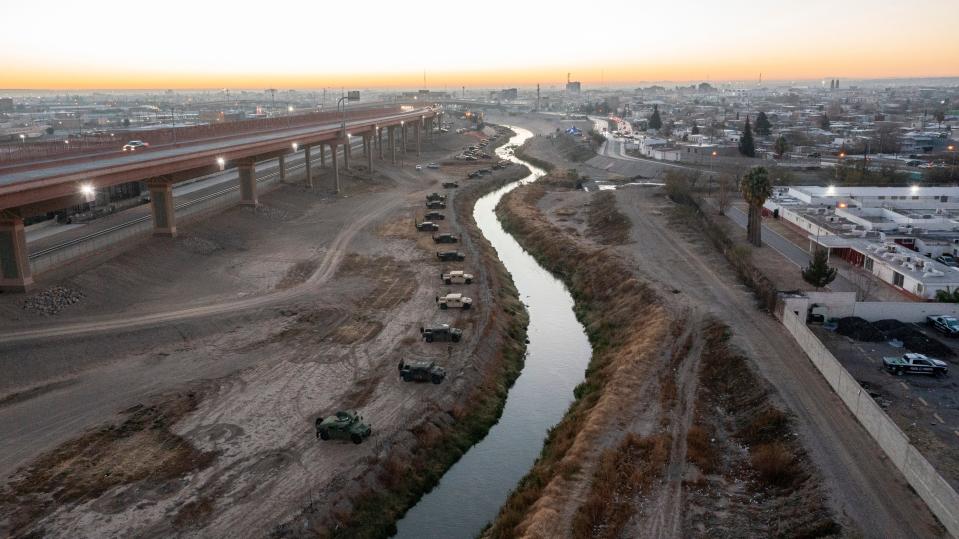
484,167,840,538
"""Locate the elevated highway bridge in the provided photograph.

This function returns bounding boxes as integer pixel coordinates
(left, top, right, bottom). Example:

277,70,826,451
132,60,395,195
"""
0,105,441,291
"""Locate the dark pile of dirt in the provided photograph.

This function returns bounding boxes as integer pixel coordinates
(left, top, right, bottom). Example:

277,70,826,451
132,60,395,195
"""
838,318,953,357
873,319,954,358
586,191,631,245
836,317,885,342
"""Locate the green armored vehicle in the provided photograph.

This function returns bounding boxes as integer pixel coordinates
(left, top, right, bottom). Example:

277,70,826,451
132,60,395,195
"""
426,192,447,202
398,360,446,384
315,410,372,444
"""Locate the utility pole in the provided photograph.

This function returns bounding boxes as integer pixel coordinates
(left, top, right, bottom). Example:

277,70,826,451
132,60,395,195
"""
267,88,277,116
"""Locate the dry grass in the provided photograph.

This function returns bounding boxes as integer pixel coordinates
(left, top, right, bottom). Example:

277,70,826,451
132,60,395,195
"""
685,424,719,475
750,442,801,489
571,433,671,539
275,259,319,290
586,191,632,245
0,391,216,536
173,495,216,529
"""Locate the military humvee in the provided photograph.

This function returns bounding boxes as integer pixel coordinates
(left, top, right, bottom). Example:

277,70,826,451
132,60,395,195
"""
426,192,447,202
442,270,473,284
421,324,462,342
425,211,445,221
426,200,446,209
433,233,458,244
437,292,472,310
398,360,446,384
436,251,465,262
315,410,371,444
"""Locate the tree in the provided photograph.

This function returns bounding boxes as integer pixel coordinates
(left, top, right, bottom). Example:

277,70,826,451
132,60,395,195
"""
935,109,946,128
738,115,755,157
935,288,959,303
802,249,838,290
774,135,788,157
648,105,662,130
716,174,732,216
754,111,772,136
123,118,131,127
739,166,772,246
45,127,55,135
820,114,830,130
691,124,700,135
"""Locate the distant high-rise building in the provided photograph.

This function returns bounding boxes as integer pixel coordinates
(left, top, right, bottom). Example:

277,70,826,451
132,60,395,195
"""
565,73,581,94
0,98,12,112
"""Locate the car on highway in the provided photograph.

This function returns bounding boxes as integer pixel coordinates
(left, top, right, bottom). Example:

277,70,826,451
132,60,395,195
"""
425,211,445,221
927,314,959,337
415,164,423,171
882,353,948,377
122,140,149,152
416,221,440,231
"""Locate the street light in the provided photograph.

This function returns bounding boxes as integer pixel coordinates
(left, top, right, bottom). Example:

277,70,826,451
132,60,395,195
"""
216,157,226,170
949,144,957,181
80,183,95,197
292,142,298,151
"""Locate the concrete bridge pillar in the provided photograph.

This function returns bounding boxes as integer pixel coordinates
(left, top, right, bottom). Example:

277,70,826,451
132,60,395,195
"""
415,121,421,157
238,158,258,206
401,123,408,154
364,133,373,174
146,179,177,237
377,127,384,159
0,211,34,292
304,146,313,189
278,154,287,182
330,143,340,194
389,126,396,164
344,137,351,170
320,144,326,168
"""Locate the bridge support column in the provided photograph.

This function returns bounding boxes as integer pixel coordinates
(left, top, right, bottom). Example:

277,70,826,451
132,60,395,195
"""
0,211,34,293
377,128,384,159
320,144,326,168
401,123,408,154
344,138,351,170
238,159,257,206
330,143,340,194
364,134,373,175
304,146,313,189
389,126,396,164
415,121,421,157
146,180,177,237
278,154,287,182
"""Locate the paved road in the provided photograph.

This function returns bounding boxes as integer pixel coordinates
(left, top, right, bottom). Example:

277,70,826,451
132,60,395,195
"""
0,108,429,186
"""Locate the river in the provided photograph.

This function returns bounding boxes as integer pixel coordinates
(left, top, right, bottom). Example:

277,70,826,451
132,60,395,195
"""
393,127,592,538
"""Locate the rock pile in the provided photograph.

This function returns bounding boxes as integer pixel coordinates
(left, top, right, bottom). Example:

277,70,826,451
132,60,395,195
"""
21,286,84,315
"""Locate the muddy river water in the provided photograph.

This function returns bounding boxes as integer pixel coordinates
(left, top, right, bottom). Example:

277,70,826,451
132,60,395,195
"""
393,127,593,538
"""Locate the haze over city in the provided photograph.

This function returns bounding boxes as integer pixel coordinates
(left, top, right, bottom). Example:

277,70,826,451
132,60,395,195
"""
2,2,959,538
3,0,959,89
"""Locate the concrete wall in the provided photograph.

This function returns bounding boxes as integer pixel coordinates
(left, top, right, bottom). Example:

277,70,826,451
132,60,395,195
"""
781,292,959,323
783,310,959,537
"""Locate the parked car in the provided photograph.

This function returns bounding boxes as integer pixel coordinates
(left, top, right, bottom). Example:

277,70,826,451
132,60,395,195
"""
425,211,445,221
426,192,447,202
122,140,149,151
427,163,440,169
927,314,959,337
426,200,446,209
935,254,958,267
415,164,423,171
882,353,948,377
442,181,459,188
416,221,440,231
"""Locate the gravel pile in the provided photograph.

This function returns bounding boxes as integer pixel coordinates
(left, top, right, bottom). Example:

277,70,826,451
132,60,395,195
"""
21,286,84,315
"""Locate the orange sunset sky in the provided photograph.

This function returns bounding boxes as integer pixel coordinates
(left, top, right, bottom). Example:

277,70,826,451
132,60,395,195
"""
3,0,958,89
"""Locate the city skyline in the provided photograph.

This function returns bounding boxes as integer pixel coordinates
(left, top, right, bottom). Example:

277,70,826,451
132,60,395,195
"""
4,0,958,89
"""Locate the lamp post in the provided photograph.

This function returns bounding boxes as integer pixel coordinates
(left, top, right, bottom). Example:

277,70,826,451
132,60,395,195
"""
949,144,957,182
835,151,845,181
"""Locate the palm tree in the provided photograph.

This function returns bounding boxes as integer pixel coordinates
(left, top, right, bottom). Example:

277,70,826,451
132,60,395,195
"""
740,166,772,247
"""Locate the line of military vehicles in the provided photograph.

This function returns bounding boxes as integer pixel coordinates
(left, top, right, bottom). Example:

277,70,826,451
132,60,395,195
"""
317,132,513,443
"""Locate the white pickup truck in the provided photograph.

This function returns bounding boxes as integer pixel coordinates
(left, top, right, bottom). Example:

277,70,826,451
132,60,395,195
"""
882,353,949,377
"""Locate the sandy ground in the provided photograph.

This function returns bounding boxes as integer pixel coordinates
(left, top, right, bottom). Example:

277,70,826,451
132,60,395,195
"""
495,114,946,538
0,123,527,537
